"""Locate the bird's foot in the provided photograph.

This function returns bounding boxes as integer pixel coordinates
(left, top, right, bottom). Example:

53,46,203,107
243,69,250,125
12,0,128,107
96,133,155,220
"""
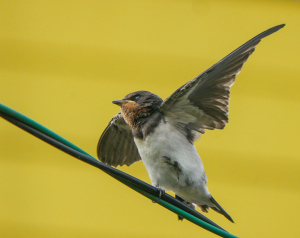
152,187,165,203
158,188,165,200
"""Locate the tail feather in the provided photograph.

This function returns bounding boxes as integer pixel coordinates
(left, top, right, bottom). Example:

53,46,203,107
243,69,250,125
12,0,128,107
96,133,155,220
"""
175,195,234,223
210,196,234,223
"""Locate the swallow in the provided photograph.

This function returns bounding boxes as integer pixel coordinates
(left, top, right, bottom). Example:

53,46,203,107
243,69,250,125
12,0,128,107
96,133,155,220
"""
97,24,285,223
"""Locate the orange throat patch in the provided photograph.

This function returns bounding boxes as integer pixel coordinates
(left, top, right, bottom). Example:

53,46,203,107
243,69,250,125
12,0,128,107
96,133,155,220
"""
120,102,148,128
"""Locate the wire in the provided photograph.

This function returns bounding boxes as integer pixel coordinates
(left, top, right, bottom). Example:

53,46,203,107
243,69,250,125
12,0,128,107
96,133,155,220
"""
0,103,239,238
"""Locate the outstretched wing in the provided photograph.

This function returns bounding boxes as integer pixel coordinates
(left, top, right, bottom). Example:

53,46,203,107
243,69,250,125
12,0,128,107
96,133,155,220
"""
97,113,141,167
161,24,285,136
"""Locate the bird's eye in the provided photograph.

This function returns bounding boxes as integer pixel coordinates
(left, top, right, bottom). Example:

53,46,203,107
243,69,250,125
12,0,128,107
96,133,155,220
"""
133,95,140,101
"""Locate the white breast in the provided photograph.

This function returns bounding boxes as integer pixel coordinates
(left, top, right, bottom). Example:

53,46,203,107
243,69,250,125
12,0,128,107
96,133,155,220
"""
134,121,210,203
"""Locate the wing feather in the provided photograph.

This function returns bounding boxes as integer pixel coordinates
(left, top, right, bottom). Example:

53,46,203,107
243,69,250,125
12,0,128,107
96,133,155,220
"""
97,113,141,167
161,24,285,136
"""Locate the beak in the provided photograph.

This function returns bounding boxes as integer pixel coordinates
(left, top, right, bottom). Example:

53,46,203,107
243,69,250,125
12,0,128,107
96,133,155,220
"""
112,100,134,106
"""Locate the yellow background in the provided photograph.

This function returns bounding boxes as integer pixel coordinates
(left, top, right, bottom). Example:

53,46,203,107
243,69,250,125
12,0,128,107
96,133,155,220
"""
0,1,299,237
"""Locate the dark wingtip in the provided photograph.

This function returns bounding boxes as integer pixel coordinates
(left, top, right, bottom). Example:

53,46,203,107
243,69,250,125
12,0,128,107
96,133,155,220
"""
253,23,285,42
275,23,285,28
272,24,285,32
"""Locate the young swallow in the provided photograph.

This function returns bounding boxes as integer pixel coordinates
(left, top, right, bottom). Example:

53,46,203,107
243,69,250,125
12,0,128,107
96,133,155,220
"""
97,24,285,223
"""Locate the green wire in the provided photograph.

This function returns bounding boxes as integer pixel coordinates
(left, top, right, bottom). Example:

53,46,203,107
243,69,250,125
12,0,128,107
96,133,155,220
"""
0,103,239,238
0,103,92,158
122,180,237,238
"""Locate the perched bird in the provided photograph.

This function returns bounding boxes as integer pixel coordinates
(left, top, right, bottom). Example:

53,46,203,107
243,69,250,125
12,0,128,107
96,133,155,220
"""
97,24,285,223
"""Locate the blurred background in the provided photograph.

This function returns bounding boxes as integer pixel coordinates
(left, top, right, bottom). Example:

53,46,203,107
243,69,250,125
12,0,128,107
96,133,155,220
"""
0,1,299,237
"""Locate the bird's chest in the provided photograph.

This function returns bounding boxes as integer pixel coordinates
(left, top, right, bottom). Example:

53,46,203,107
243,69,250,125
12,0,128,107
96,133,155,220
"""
134,122,182,164
134,122,202,189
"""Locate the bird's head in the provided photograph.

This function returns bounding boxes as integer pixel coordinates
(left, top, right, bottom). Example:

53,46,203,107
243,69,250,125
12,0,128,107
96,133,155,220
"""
112,91,163,127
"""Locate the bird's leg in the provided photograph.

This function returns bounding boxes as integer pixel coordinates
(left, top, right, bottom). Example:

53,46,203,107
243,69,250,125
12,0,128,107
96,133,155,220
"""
175,194,196,221
157,187,165,200
152,184,165,203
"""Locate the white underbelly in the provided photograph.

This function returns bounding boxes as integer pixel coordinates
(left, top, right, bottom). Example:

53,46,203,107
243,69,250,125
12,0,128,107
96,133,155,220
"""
134,121,210,203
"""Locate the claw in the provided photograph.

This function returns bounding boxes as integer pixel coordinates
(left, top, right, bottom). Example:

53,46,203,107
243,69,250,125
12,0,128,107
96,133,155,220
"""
152,187,165,203
158,188,165,200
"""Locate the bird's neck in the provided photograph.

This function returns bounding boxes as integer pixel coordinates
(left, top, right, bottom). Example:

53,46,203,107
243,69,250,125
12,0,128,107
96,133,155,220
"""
122,108,163,140
133,112,163,140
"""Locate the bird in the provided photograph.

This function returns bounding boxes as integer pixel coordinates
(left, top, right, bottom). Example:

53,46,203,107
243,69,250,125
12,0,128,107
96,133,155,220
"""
97,24,285,223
